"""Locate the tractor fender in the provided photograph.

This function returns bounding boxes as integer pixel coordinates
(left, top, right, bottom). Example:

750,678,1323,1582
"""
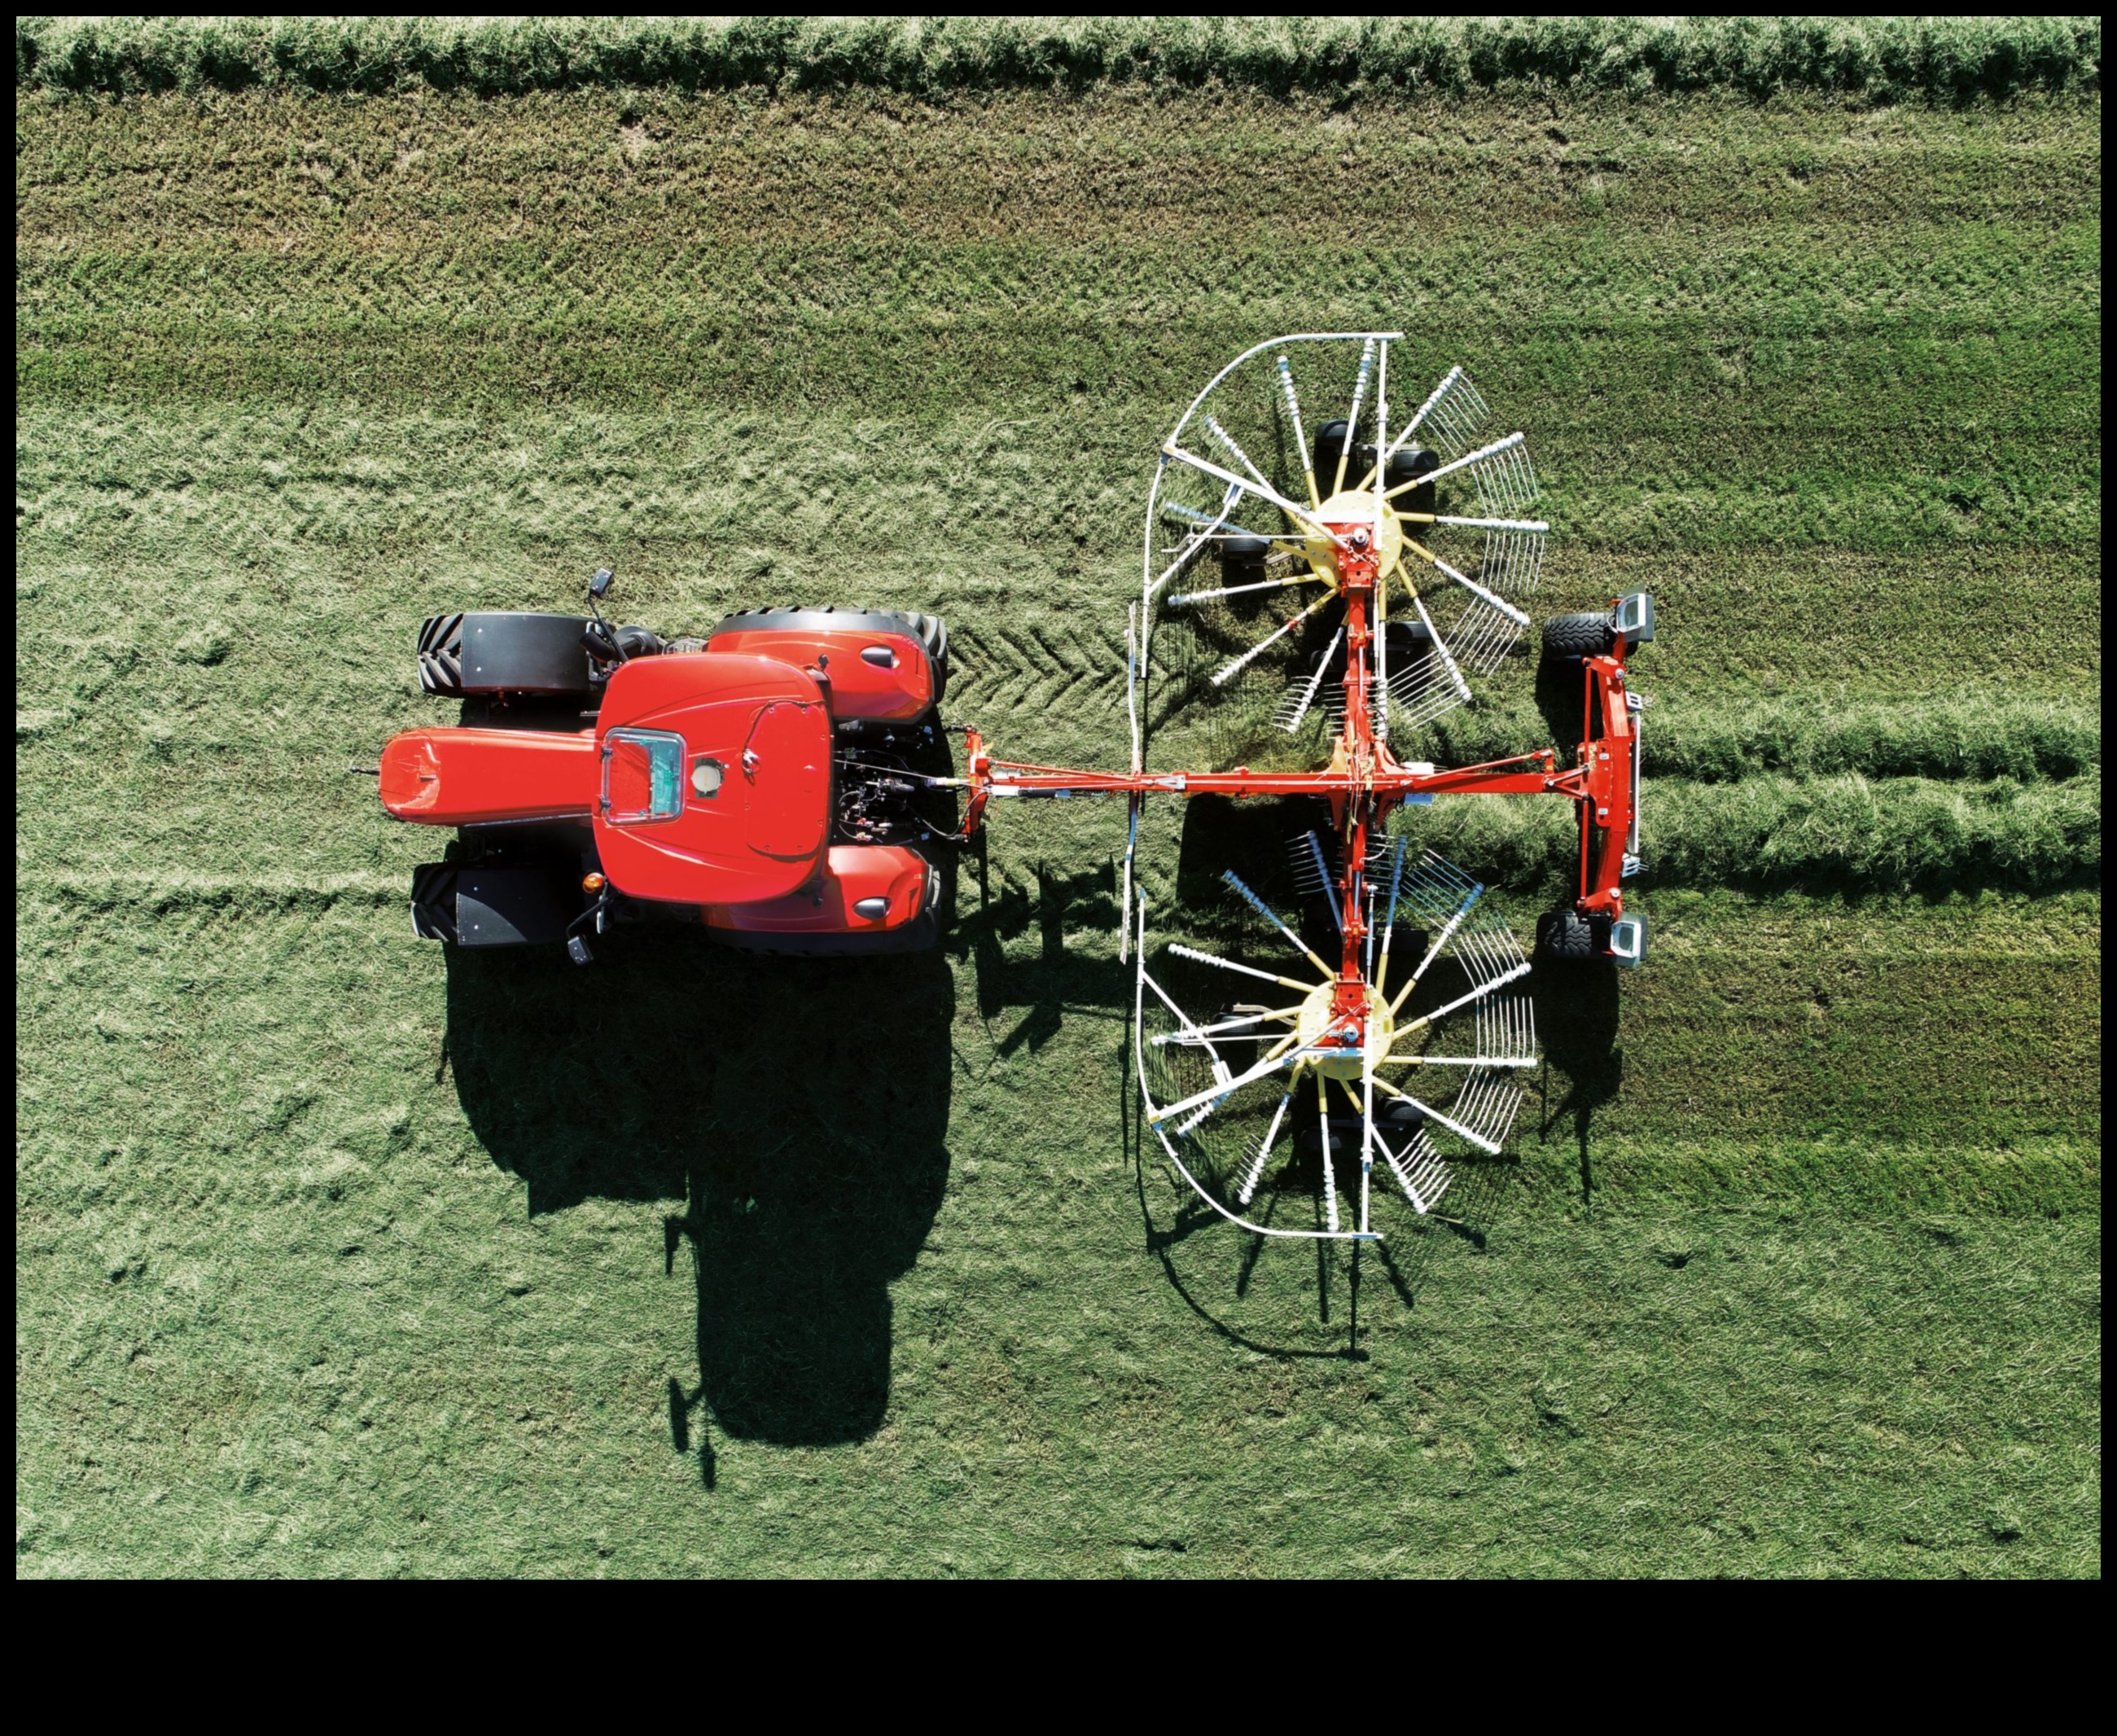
700,844,936,941
708,607,938,722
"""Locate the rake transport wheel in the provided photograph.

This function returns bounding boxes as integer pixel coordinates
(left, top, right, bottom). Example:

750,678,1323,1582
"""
1542,612,1615,658
1143,333,1548,741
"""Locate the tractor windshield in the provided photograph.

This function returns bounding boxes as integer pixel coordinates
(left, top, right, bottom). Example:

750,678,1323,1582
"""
602,728,686,823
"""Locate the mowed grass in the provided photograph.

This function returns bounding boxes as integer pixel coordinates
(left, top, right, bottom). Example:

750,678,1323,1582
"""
15,85,2101,1576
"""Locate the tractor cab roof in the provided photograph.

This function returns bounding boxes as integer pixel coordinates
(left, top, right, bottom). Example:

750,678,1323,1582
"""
592,653,832,905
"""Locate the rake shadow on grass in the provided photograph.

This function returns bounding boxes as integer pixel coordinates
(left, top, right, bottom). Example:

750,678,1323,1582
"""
445,928,953,1447
1532,958,1624,1206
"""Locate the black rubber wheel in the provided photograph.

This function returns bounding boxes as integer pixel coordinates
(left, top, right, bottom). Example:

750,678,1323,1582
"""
901,612,949,706
417,612,466,695
1538,909,1598,961
418,611,598,698
613,625,664,659
1542,612,1615,658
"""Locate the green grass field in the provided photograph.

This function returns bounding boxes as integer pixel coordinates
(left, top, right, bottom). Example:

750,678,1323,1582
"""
16,71,2100,1576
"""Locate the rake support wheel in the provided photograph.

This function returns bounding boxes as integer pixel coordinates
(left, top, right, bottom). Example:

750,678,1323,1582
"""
1542,612,1615,658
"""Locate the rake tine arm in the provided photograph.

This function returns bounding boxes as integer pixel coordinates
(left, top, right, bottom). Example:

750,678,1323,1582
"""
1221,870,1337,977
1385,432,1526,501
1164,445,1343,547
1399,581,1475,705
1150,1004,1302,1045
1211,592,1336,687
1387,891,1479,1016
1278,354,1319,511
1396,960,1536,1037
1146,481,1244,600
1388,366,1463,460
1238,1088,1294,1205
1399,513,1550,534
1373,839,1408,997
1370,1075,1504,1157
1315,1069,1340,1234
1168,574,1324,607
1331,339,1376,497
1164,943,1316,994
1383,1054,1540,1068
1403,537,1532,628
1148,1032,1302,1127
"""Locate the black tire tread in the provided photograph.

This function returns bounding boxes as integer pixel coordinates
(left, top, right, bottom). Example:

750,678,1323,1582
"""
1543,612,1615,657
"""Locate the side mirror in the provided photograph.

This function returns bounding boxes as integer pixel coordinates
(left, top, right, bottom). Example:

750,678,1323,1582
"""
589,568,615,600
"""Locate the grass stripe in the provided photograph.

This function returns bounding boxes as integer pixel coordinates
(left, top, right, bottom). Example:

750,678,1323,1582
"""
15,17,2102,103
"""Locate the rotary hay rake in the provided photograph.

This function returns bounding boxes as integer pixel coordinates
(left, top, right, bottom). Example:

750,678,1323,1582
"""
953,331,1655,1243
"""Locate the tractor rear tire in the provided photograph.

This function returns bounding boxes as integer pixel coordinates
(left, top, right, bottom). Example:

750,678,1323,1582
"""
1542,612,1615,658
901,612,950,705
1538,909,1598,961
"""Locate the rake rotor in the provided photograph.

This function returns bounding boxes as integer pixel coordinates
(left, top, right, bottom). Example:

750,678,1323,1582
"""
1137,844,1538,1241
1151,337,1547,741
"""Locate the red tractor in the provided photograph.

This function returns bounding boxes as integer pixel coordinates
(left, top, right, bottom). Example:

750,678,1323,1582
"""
381,571,952,961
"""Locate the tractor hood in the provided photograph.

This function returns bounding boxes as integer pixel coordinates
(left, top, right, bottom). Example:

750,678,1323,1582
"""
591,652,832,905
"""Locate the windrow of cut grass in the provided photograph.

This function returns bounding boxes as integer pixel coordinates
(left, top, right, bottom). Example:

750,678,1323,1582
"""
1425,694,2100,783
16,15,2101,103
1399,774,2101,900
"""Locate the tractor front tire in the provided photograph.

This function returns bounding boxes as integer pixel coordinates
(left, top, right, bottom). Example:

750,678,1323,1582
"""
418,612,598,698
1542,612,1615,658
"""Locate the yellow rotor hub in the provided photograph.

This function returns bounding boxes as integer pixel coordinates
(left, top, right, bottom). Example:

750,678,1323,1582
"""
1295,980,1396,1080
1304,490,1403,590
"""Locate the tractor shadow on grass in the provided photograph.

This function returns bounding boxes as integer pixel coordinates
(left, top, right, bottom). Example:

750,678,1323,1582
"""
444,927,953,1449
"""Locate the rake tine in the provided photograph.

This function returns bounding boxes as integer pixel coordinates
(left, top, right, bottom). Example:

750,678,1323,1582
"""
1221,870,1336,977
1273,625,1342,732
